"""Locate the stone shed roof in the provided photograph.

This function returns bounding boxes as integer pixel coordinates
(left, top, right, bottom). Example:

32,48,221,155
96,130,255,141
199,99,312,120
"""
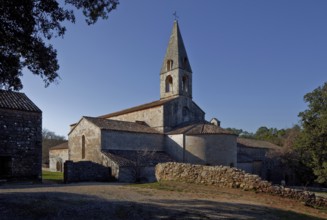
167,122,235,135
50,141,68,150
102,150,175,167
0,90,41,112
237,138,280,150
84,117,162,134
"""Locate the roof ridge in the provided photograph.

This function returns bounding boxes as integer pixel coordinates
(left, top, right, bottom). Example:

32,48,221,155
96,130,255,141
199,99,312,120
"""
0,90,41,112
98,97,177,119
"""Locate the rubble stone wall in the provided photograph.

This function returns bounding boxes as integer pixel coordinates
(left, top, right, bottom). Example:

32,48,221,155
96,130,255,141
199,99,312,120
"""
155,162,327,208
64,160,111,183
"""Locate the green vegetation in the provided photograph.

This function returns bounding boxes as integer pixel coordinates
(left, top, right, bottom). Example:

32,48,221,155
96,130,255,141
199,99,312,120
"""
0,1,119,90
42,170,63,183
297,82,327,185
226,125,301,147
226,82,327,186
42,128,66,166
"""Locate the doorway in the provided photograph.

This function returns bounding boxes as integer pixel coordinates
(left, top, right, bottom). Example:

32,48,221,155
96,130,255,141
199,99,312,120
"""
0,156,12,178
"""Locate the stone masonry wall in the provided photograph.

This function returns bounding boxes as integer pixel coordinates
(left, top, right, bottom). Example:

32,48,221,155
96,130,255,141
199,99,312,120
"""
101,131,164,151
155,162,327,208
64,160,111,183
0,109,42,181
49,149,69,172
69,118,102,163
107,106,165,133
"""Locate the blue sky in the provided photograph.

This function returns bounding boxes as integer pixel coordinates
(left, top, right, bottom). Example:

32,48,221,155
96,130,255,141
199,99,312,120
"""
21,0,327,137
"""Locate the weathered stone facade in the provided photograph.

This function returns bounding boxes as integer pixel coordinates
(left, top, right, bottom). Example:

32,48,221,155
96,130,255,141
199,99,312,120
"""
165,133,237,166
69,118,102,163
156,162,327,208
185,134,237,166
67,21,237,183
101,131,164,151
0,90,42,181
237,138,287,184
49,142,69,172
163,97,204,132
107,105,165,132
68,117,173,182
101,96,205,133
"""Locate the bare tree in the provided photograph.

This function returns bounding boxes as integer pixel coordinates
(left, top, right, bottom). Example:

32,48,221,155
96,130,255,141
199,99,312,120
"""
42,128,66,166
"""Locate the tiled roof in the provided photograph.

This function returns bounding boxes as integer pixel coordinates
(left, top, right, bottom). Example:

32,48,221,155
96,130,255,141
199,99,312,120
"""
167,122,235,135
50,141,68,150
98,97,177,119
0,90,41,112
84,117,162,134
237,138,280,149
102,150,175,167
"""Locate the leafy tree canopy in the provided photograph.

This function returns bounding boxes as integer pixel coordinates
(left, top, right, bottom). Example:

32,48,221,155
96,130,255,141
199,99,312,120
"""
0,0,119,91
297,82,327,184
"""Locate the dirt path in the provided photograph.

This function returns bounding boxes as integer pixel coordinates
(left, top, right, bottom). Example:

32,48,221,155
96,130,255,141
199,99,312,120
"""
0,181,326,219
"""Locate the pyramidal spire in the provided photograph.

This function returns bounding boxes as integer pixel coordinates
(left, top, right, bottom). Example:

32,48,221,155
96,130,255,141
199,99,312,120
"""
160,21,192,74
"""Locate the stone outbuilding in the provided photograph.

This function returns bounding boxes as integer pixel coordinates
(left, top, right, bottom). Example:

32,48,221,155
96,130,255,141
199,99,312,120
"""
67,21,237,182
237,138,285,184
49,141,68,172
0,90,42,181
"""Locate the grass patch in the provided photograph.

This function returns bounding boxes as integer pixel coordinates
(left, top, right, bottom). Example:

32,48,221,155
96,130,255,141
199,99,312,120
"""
42,170,63,183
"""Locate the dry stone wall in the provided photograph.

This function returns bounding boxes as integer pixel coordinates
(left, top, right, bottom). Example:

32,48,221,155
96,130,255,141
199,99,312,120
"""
64,160,111,183
155,162,327,208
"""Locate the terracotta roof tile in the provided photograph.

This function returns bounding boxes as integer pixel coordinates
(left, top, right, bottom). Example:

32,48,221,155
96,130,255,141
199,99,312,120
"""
102,150,175,167
237,138,280,149
84,117,162,134
50,141,68,150
0,90,41,112
167,123,235,135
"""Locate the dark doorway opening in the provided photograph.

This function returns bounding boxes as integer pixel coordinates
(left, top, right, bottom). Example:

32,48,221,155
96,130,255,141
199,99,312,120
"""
56,161,63,172
0,156,12,178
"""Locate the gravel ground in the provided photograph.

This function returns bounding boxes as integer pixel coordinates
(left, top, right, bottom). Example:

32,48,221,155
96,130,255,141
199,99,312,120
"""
0,181,326,220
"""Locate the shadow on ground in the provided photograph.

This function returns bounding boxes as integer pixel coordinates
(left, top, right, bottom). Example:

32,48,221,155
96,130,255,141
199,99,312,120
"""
0,191,323,220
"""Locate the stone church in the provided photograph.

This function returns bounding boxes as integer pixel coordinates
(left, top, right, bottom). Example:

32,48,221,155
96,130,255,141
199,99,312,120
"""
68,21,237,182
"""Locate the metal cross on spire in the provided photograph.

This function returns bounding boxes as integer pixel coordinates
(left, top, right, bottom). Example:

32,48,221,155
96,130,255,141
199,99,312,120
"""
173,11,179,21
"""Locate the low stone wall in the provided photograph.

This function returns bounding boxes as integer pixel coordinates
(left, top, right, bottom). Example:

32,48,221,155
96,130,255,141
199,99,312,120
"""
155,162,327,208
64,161,111,183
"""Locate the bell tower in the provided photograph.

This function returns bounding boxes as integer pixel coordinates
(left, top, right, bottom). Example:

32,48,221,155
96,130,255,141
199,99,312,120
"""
160,21,192,100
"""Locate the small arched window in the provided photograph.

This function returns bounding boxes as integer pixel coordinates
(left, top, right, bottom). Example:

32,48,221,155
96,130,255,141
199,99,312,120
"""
166,59,173,71
165,75,173,92
182,75,188,93
82,135,85,159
